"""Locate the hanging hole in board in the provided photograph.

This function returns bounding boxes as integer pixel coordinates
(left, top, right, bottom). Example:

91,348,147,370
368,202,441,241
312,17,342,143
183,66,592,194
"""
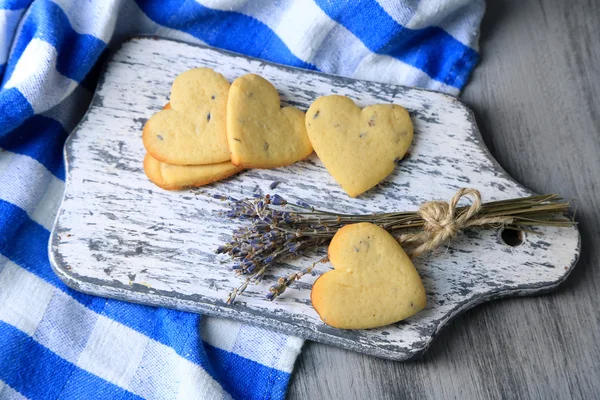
500,228,524,247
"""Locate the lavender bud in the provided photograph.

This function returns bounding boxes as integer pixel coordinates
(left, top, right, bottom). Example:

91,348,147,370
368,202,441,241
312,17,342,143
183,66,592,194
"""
264,255,276,264
269,283,280,292
271,194,286,205
286,243,301,253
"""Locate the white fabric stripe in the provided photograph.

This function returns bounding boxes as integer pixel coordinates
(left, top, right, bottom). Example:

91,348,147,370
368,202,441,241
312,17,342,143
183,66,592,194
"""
196,0,458,92
4,39,79,114
176,361,232,400
128,340,179,400
432,0,484,51
30,177,65,232
376,0,484,49
33,286,100,365
51,0,120,43
0,9,24,66
275,337,304,373
0,149,65,231
201,317,299,373
273,0,337,63
0,380,28,400
0,257,55,336
77,316,150,388
0,254,229,398
195,0,289,25
352,54,460,95
77,318,229,398
200,316,242,352
231,325,288,370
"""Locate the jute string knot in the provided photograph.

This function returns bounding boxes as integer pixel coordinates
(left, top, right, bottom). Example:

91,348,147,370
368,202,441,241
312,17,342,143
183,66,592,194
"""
399,188,514,258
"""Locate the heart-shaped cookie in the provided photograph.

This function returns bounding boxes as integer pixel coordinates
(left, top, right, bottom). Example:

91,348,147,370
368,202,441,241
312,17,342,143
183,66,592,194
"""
305,95,413,197
143,153,242,190
143,68,230,165
226,74,313,168
311,222,426,329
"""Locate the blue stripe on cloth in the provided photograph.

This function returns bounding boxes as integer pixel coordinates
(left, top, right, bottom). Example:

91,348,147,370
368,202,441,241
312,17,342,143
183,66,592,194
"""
0,199,221,381
0,320,142,400
0,88,34,137
1,0,106,85
135,0,317,71
0,115,67,180
205,343,291,400
314,0,479,89
0,0,32,10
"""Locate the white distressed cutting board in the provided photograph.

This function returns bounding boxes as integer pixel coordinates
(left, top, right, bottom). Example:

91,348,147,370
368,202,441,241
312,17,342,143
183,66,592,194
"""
49,37,580,361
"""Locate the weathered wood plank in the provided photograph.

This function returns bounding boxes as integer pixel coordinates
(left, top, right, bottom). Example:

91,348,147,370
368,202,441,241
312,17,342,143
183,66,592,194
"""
50,37,579,361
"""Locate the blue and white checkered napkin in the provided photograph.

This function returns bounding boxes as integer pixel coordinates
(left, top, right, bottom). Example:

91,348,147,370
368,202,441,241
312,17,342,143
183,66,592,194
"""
0,0,484,398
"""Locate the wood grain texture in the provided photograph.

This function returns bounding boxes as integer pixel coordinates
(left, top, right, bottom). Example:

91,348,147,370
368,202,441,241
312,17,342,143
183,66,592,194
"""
49,37,578,361
288,0,600,398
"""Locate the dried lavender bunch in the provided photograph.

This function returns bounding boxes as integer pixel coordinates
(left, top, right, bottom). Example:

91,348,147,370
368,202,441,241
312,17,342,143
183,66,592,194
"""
216,190,574,304
215,194,333,304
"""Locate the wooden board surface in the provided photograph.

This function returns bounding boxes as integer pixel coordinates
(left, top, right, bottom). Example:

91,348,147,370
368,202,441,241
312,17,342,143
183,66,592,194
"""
289,0,600,398
49,37,579,361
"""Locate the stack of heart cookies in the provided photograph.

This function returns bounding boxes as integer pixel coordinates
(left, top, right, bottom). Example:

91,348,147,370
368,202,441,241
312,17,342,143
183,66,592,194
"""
142,68,313,190
142,68,414,198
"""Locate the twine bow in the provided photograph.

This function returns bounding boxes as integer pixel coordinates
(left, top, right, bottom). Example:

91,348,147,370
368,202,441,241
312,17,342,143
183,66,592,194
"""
399,188,514,258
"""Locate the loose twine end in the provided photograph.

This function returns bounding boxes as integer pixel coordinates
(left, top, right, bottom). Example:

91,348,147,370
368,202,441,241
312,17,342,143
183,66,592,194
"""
399,188,514,258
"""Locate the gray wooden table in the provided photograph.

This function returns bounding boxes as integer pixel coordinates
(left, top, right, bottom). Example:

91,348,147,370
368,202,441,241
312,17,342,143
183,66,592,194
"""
288,1,600,398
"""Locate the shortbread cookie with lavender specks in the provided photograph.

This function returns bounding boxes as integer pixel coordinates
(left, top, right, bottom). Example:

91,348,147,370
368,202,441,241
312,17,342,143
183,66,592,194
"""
226,74,313,168
311,222,426,329
305,95,413,197
143,68,230,165
143,153,242,190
